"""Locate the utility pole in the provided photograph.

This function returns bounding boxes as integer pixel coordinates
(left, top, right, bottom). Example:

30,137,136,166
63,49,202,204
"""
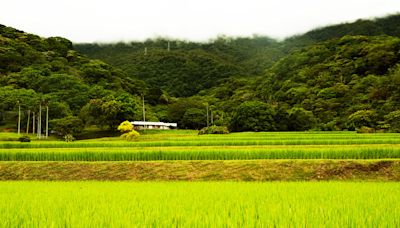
142,95,146,122
17,101,21,135
144,47,147,55
210,107,213,125
38,105,42,139
206,104,209,127
26,110,30,134
167,41,170,51
32,112,35,134
46,105,49,139
36,108,38,138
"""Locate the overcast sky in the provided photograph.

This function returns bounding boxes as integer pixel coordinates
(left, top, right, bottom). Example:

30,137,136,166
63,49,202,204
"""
1,0,400,43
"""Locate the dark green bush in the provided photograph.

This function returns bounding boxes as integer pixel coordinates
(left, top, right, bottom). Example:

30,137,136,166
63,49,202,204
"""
356,126,376,133
198,126,229,135
18,136,31,142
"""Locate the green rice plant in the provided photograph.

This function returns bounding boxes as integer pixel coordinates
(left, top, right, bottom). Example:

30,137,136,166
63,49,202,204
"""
1,136,400,149
1,131,400,161
0,181,399,227
2,145,400,161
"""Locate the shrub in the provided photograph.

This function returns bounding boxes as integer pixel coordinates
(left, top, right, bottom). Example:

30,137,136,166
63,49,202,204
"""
287,107,316,131
118,121,139,141
230,101,276,132
117,121,133,133
18,136,31,142
348,110,377,129
356,126,375,133
49,116,84,137
384,110,400,132
64,134,75,142
198,126,229,135
121,130,140,141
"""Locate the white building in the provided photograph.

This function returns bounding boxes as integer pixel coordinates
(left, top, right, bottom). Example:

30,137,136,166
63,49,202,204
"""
131,121,177,130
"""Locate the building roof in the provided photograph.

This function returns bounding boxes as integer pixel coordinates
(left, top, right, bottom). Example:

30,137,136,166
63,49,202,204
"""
131,121,177,127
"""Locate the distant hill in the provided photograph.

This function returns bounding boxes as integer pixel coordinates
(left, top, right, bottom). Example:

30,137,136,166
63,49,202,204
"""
75,14,400,98
283,14,400,50
75,36,284,97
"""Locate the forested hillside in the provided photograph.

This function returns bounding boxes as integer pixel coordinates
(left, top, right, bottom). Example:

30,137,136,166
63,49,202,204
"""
2,14,400,134
283,14,400,50
0,25,146,132
255,35,400,131
75,36,283,97
76,14,400,91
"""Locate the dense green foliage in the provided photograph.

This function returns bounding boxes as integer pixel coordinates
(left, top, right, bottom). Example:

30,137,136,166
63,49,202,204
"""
257,35,400,131
1,182,400,226
75,36,283,97
0,25,144,131
284,14,400,49
198,125,229,135
49,116,84,137
230,101,276,131
2,14,400,132
74,14,400,132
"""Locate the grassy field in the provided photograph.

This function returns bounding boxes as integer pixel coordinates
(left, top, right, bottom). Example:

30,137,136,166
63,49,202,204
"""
4,144,400,161
0,132,57,141
0,181,399,227
2,131,400,148
1,131,400,161
1,130,400,181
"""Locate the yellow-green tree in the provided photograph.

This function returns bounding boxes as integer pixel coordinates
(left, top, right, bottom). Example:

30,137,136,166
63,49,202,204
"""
117,121,139,141
117,120,133,132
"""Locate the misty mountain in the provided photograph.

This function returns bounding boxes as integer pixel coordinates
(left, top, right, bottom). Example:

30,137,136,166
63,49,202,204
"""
283,14,400,50
2,13,400,132
75,14,400,99
75,36,284,97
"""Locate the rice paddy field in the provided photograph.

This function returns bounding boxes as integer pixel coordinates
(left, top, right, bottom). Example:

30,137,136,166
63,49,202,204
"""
1,130,400,226
1,131,400,161
0,181,399,227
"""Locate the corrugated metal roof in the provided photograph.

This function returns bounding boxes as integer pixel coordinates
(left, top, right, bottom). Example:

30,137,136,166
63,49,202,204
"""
131,121,177,127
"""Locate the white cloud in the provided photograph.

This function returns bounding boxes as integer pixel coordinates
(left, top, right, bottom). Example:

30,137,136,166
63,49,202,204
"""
1,0,399,42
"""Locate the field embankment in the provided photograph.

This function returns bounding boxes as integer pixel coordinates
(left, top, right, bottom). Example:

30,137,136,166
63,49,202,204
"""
0,160,399,181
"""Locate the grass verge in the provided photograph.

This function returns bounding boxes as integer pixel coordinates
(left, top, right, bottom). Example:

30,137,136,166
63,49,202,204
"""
0,160,399,181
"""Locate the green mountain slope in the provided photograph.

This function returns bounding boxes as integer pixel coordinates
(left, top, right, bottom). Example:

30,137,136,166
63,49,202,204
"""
284,14,400,50
254,35,400,130
75,36,283,97
0,25,145,130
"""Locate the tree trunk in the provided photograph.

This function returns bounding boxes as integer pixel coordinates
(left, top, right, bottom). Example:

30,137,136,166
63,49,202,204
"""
18,105,21,135
32,112,35,134
46,106,49,139
38,105,41,139
26,110,30,134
